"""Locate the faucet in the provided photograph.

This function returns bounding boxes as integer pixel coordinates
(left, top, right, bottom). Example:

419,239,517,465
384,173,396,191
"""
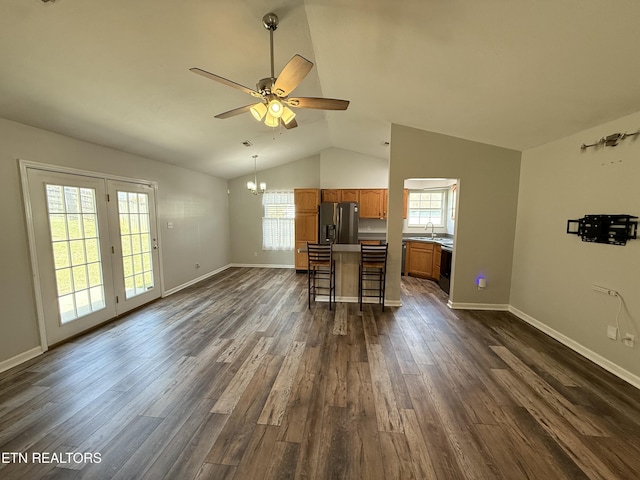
425,221,436,238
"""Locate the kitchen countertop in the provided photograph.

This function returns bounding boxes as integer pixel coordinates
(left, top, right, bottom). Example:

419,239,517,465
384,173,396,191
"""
298,237,454,252
404,236,454,248
297,244,361,253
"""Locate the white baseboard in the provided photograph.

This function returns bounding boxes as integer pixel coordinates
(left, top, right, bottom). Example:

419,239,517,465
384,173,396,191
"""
448,301,510,311
508,305,640,391
0,346,43,374
163,264,232,297
229,263,295,269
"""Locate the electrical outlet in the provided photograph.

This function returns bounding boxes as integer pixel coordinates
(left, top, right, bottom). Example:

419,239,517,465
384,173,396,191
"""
607,325,618,340
254,251,258,257
623,334,635,348
195,263,200,269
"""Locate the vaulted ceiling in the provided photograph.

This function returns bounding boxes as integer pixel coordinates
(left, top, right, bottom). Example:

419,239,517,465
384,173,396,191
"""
2,0,640,179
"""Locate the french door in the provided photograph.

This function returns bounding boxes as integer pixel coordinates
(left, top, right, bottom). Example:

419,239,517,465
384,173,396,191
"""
25,167,161,346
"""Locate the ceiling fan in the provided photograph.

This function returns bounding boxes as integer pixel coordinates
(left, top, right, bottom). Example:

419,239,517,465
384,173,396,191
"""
189,12,349,130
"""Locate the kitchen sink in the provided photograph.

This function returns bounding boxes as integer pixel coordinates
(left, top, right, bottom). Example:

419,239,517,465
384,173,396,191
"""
406,236,453,246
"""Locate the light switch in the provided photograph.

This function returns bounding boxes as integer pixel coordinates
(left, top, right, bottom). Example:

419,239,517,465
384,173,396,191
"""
167,222,174,229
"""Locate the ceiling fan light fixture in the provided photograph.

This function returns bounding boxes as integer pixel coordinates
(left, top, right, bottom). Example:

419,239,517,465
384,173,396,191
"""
267,99,284,118
264,113,279,127
190,12,348,131
250,103,267,121
281,106,296,125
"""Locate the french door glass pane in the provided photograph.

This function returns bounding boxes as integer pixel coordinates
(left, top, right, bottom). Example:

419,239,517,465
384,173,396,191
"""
117,191,154,299
45,184,106,324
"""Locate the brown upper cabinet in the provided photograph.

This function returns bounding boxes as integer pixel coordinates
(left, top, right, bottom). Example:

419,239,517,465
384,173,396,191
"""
403,188,408,219
318,188,406,219
320,189,340,203
341,189,359,203
359,189,386,219
295,189,320,213
321,189,360,203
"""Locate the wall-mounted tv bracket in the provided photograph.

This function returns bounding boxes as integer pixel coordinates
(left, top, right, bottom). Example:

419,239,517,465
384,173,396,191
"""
567,214,638,245
581,131,639,150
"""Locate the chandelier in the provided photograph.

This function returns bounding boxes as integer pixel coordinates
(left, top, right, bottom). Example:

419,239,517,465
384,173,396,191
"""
247,155,266,195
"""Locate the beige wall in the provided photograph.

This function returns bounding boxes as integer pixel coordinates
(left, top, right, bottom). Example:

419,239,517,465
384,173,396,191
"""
511,110,640,379
388,124,521,305
228,155,320,266
0,118,230,366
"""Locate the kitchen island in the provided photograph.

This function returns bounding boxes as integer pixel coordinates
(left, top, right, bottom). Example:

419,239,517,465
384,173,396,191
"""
298,244,371,303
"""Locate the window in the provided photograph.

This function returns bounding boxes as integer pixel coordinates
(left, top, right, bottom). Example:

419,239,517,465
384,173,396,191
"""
407,189,446,227
45,184,106,323
262,191,295,250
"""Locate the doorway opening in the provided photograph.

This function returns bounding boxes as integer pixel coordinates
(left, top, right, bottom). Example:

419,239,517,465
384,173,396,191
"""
402,178,458,297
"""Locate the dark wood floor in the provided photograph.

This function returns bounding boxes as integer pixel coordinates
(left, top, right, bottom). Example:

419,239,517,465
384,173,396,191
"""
2,268,640,479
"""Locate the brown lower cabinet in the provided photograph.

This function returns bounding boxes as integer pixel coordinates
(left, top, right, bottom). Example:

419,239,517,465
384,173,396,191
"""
405,241,441,279
359,239,382,245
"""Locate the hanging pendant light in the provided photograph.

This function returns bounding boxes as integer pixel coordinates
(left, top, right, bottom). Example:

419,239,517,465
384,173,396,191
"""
247,155,266,195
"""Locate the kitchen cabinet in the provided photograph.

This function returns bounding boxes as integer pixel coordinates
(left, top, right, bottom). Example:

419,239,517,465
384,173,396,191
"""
359,189,386,219
321,189,340,203
320,189,360,203
433,244,441,278
383,189,389,219
406,241,435,278
295,188,320,213
403,189,408,219
341,189,359,203
405,241,443,280
294,189,320,270
359,239,382,245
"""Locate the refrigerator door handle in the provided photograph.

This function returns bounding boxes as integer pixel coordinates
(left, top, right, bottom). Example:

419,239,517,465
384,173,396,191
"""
337,205,342,243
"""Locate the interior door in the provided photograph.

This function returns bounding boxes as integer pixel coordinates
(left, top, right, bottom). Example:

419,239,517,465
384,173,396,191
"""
107,180,161,314
27,169,117,345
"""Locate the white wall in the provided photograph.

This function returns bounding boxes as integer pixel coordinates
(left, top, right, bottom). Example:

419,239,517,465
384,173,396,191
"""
228,155,320,266
0,118,230,367
511,110,640,381
320,147,388,188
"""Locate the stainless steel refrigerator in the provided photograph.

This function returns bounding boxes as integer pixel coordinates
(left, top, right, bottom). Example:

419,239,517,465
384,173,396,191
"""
318,202,359,244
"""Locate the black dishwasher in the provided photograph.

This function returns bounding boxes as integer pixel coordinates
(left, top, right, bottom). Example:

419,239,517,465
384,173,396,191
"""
439,247,453,294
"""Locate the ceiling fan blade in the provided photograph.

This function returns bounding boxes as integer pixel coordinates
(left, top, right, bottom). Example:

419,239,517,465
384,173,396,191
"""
282,118,298,129
273,55,314,97
189,67,261,97
286,97,350,110
214,104,254,119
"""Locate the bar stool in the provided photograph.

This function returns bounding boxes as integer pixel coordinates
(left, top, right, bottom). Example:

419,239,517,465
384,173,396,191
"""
307,243,336,310
359,243,388,311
